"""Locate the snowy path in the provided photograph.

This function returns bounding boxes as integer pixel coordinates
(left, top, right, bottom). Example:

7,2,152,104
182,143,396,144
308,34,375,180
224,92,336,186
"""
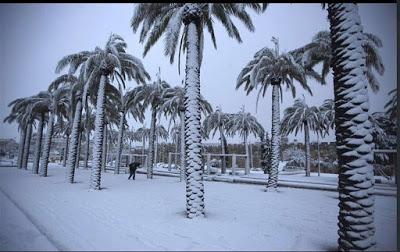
0,165,396,251
0,189,58,251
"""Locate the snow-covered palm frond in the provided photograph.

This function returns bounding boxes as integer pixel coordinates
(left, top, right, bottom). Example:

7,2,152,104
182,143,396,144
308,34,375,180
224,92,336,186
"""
131,3,266,67
203,106,230,138
226,107,264,139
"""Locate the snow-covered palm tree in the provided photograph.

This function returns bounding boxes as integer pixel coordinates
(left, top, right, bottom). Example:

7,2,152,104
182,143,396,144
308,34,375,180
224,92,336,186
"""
134,126,150,165
114,86,146,174
160,85,212,181
226,107,264,175
326,4,376,249
281,96,322,177
39,86,70,177
203,106,231,174
135,72,170,179
82,107,95,169
154,124,169,164
384,88,397,123
132,2,267,218
82,33,149,190
236,39,311,190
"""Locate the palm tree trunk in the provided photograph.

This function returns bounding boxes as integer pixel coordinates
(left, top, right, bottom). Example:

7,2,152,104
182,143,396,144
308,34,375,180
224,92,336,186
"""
32,113,45,174
115,112,125,174
304,123,311,177
154,134,158,165
317,134,321,176
84,102,90,169
180,111,186,182
17,125,27,169
39,112,55,177
249,143,254,169
244,134,250,175
22,122,33,169
62,133,69,167
328,3,375,250
89,75,107,190
75,130,82,169
66,99,83,183
147,108,157,179
219,127,227,174
267,84,280,190
101,123,108,173
142,137,145,164
184,21,205,218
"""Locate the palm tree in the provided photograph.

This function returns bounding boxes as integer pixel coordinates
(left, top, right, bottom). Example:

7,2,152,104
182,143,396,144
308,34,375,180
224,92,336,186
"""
82,108,95,169
236,38,312,190
154,124,169,164
135,71,170,179
135,126,150,165
280,96,323,177
160,84,212,181
226,107,264,175
326,4,376,249
39,86,70,177
385,88,397,123
115,86,146,174
203,106,231,174
82,34,149,190
132,2,267,218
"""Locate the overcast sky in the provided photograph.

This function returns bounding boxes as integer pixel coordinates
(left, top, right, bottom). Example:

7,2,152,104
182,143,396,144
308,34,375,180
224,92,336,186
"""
0,3,396,145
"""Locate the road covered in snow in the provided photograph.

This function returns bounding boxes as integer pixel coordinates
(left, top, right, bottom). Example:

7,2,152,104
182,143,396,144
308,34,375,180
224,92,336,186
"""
0,164,396,251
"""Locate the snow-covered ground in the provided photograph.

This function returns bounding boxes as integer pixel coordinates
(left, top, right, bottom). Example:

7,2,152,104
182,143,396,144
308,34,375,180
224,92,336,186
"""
0,164,396,251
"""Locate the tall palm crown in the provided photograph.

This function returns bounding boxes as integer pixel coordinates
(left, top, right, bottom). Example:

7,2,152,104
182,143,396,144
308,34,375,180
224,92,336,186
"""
236,46,310,102
292,30,385,91
131,3,267,67
203,106,230,138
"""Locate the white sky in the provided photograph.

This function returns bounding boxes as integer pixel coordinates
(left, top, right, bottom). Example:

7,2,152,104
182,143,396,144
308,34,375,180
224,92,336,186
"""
0,3,396,144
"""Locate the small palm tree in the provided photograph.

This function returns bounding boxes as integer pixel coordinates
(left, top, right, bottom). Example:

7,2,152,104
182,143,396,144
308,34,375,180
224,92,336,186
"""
281,96,323,177
385,88,397,123
160,84,212,181
226,106,264,175
135,126,150,165
135,71,170,179
39,86,70,177
236,38,312,190
154,124,169,164
114,86,146,174
132,2,267,218
203,106,231,174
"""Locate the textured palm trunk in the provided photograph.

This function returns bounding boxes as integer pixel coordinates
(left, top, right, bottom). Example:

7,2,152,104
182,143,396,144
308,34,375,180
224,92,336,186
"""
22,122,33,169
317,134,321,176
66,98,83,183
328,3,375,250
244,134,250,175
266,84,280,190
84,102,90,169
39,112,55,177
304,123,311,177
17,125,27,169
115,112,125,174
142,137,146,164
32,113,45,174
184,21,205,218
101,123,108,173
62,133,70,167
180,111,186,182
219,127,227,174
147,108,157,179
89,75,107,190
75,130,82,169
